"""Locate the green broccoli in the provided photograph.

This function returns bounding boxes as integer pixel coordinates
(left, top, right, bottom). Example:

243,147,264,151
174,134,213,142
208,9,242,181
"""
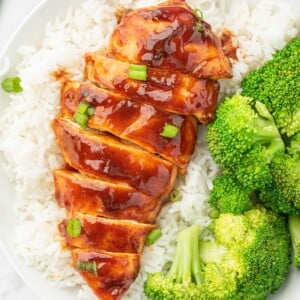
288,215,300,267
144,206,291,300
258,133,300,215
241,37,300,137
209,172,253,214
206,94,284,191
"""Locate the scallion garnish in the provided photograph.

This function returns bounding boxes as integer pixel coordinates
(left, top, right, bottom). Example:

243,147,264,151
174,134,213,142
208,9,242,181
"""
193,8,203,20
74,111,89,129
77,102,90,114
193,8,204,32
66,218,82,237
160,123,179,138
128,64,147,81
87,106,95,116
74,101,95,128
169,189,182,202
146,228,162,246
77,260,98,276
1,77,23,93
195,22,203,32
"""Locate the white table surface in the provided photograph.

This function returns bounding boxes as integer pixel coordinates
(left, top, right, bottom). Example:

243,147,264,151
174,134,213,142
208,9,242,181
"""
0,2,42,299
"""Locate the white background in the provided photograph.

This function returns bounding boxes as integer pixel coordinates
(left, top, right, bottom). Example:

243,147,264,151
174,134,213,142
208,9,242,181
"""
0,1,41,299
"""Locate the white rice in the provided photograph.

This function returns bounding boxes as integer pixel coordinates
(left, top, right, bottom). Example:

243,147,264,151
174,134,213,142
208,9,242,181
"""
0,0,298,299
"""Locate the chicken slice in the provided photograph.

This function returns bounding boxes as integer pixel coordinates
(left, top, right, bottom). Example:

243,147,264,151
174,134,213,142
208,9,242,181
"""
61,81,197,169
52,117,177,198
59,212,155,254
106,0,232,80
85,54,219,123
53,169,161,223
72,249,140,300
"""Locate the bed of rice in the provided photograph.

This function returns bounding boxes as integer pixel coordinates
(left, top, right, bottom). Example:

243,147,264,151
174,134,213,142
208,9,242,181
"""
0,0,299,299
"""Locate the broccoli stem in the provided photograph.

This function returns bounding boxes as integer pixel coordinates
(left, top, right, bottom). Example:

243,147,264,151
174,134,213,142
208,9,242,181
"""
288,215,300,267
254,101,285,158
167,225,202,284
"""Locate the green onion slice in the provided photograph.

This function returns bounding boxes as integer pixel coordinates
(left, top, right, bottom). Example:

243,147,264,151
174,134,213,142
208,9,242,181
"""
194,21,204,32
169,189,182,202
74,101,95,128
160,123,179,138
77,260,98,276
77,102,90,114
66,218,82,237
194,8,203,20
74,112,89,128
1,77,23,93
128,64,147,81
146,228,162,245
87,106,95,116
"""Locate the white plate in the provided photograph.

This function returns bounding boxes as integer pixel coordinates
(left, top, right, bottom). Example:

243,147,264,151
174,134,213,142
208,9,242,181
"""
0,0,299,299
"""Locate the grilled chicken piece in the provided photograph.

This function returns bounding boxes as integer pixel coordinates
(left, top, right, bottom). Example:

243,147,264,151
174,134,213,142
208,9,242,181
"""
85,54,219,123
59,212,155,254
52,117,177,199
61,81,197,169
53,169,161,223
72,249,140,300
106,0,232,80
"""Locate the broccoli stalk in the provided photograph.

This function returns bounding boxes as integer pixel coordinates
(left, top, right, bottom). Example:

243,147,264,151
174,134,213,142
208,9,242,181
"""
167,225,203,285
254,101,285,157
288,215,300,268
144,206,291,300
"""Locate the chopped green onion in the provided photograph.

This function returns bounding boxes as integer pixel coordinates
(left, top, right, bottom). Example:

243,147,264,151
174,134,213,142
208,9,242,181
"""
77,260,98,276
194,8,203,20
1,77,23,93
194,21,204,32
209,208,220,219
169,189,182,202
74,111,89,128
87,106,95,116
160,123,179,138
74,101,95,128
77,102,90,114
128,64,147,81
146,228,162,245
66,218,82,237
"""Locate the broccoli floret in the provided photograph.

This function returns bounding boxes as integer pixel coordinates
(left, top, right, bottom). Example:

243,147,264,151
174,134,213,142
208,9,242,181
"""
144,206,291,300
206,94,285,214
207,94,284,191
258,133,300,215
288,215,300,267
209,172,253,214
241,37,300,137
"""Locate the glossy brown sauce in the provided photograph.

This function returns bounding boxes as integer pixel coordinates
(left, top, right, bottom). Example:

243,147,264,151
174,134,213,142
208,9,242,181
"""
85,54,219,123
72,249,140,300
60,214,155,253
53,169,161,223
52,117,177,198
61,81,197,168
220,29,238,60
107,2,232,79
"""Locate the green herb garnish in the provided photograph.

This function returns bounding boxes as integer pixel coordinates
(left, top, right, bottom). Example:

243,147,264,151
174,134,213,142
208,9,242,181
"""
160,123,179,138
77,260,98,276
66,218,82,237
146,228,162,246
1,77,23,93
128,64,147,81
